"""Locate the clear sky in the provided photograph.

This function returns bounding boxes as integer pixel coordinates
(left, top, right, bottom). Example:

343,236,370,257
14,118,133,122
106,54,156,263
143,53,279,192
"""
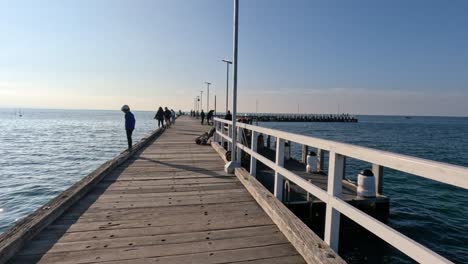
1,0,467,116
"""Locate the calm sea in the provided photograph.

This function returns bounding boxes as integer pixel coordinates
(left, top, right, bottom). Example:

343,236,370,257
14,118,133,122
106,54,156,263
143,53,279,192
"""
0,109,467,263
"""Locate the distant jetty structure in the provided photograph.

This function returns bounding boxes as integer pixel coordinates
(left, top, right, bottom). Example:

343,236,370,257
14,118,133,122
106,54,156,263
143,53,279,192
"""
254,113,357,122
216,113,358,122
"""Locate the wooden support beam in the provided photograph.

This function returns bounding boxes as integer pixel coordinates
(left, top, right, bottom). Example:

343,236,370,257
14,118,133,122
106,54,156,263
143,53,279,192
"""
302,145,309,163
317,149,325,172
372,164,384,195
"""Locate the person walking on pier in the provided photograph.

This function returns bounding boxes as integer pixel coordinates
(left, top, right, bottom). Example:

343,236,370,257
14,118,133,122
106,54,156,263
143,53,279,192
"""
154,107,165,128
171,109,176,124
164,107,172,128
200,110,205,125
206,110,214,125
121,105,135,149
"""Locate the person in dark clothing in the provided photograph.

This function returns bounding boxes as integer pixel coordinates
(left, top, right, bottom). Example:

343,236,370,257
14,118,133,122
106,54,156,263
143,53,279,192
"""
154,107,165,128
200,110,205,125
121,105,135,149
206,110,214,125
164,107,172,128
224,110,232,121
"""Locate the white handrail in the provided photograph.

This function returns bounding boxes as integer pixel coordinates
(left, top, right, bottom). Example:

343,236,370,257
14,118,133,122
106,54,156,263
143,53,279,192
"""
213,117,467,263
216,118,468,189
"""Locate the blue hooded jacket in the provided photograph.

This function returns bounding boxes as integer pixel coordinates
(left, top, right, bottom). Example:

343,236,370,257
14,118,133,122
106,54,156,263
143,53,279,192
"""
125,112,135,130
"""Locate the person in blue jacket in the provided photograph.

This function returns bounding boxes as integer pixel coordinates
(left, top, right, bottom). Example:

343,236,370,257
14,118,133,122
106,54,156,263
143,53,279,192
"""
121,105,135,149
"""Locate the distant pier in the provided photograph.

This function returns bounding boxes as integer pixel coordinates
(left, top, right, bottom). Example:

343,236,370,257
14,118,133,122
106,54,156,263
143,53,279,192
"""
215,113,358,122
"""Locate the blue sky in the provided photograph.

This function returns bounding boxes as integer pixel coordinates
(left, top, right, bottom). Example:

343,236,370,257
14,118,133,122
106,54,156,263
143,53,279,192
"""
0,0,467,115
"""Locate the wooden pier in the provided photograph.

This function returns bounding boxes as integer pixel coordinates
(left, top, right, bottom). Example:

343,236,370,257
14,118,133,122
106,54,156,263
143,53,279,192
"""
0,116,342,264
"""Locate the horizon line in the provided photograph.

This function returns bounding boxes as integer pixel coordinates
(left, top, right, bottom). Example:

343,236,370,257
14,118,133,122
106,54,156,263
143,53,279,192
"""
1,106,467,118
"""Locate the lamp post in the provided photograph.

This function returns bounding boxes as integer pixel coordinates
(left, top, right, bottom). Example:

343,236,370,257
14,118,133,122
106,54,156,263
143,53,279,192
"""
205,82,211,112
225,0,240,173
200,90,203,112
222,59,232,114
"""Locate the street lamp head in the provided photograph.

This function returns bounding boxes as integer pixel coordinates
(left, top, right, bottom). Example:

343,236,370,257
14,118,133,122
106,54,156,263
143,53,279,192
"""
222,59,233,64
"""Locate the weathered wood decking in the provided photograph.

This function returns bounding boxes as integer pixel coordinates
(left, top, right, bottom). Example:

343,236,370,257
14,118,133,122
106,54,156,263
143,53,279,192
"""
8,116,306,263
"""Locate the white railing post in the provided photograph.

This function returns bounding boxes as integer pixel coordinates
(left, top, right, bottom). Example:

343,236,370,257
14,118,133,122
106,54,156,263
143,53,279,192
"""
317,148,325,172
372,164,384,195
236,126,242,162
227,124,232,151
219,121,224,146
274,138,285,200
324,151,345,252
250,131,258,177
217,121,221,144
213,120,218,142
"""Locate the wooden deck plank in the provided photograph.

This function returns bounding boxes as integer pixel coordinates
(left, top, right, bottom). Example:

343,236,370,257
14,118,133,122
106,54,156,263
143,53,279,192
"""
19,225,281,255
8,116,307,264
13,234,291,263
34,215,275,244
47,210,269,233
11,244,303,264
61,200,260,219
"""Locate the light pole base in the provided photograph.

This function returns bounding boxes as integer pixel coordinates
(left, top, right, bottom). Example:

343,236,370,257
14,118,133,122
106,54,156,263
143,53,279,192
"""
224,161,240,174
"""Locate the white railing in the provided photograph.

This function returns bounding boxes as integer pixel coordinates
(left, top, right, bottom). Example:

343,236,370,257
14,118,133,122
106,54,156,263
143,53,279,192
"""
213,117,468,264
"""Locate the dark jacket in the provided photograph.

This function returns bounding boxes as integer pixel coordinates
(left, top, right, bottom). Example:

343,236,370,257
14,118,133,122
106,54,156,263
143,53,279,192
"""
207,110,214,119
165,109,172,118
200,111,205,118
224,112,232,121
125,112,136,130
155,109,164,120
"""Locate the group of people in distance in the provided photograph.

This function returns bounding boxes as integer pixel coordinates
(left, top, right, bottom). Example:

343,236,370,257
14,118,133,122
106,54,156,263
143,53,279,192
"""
121,105,232,151
154,106,176,128
120,105,177,150
190,109,232,125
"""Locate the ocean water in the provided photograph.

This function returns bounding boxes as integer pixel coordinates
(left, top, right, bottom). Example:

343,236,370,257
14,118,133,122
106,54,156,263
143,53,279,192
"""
0,108,158,233
0,110,466,263
260,116,468,263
